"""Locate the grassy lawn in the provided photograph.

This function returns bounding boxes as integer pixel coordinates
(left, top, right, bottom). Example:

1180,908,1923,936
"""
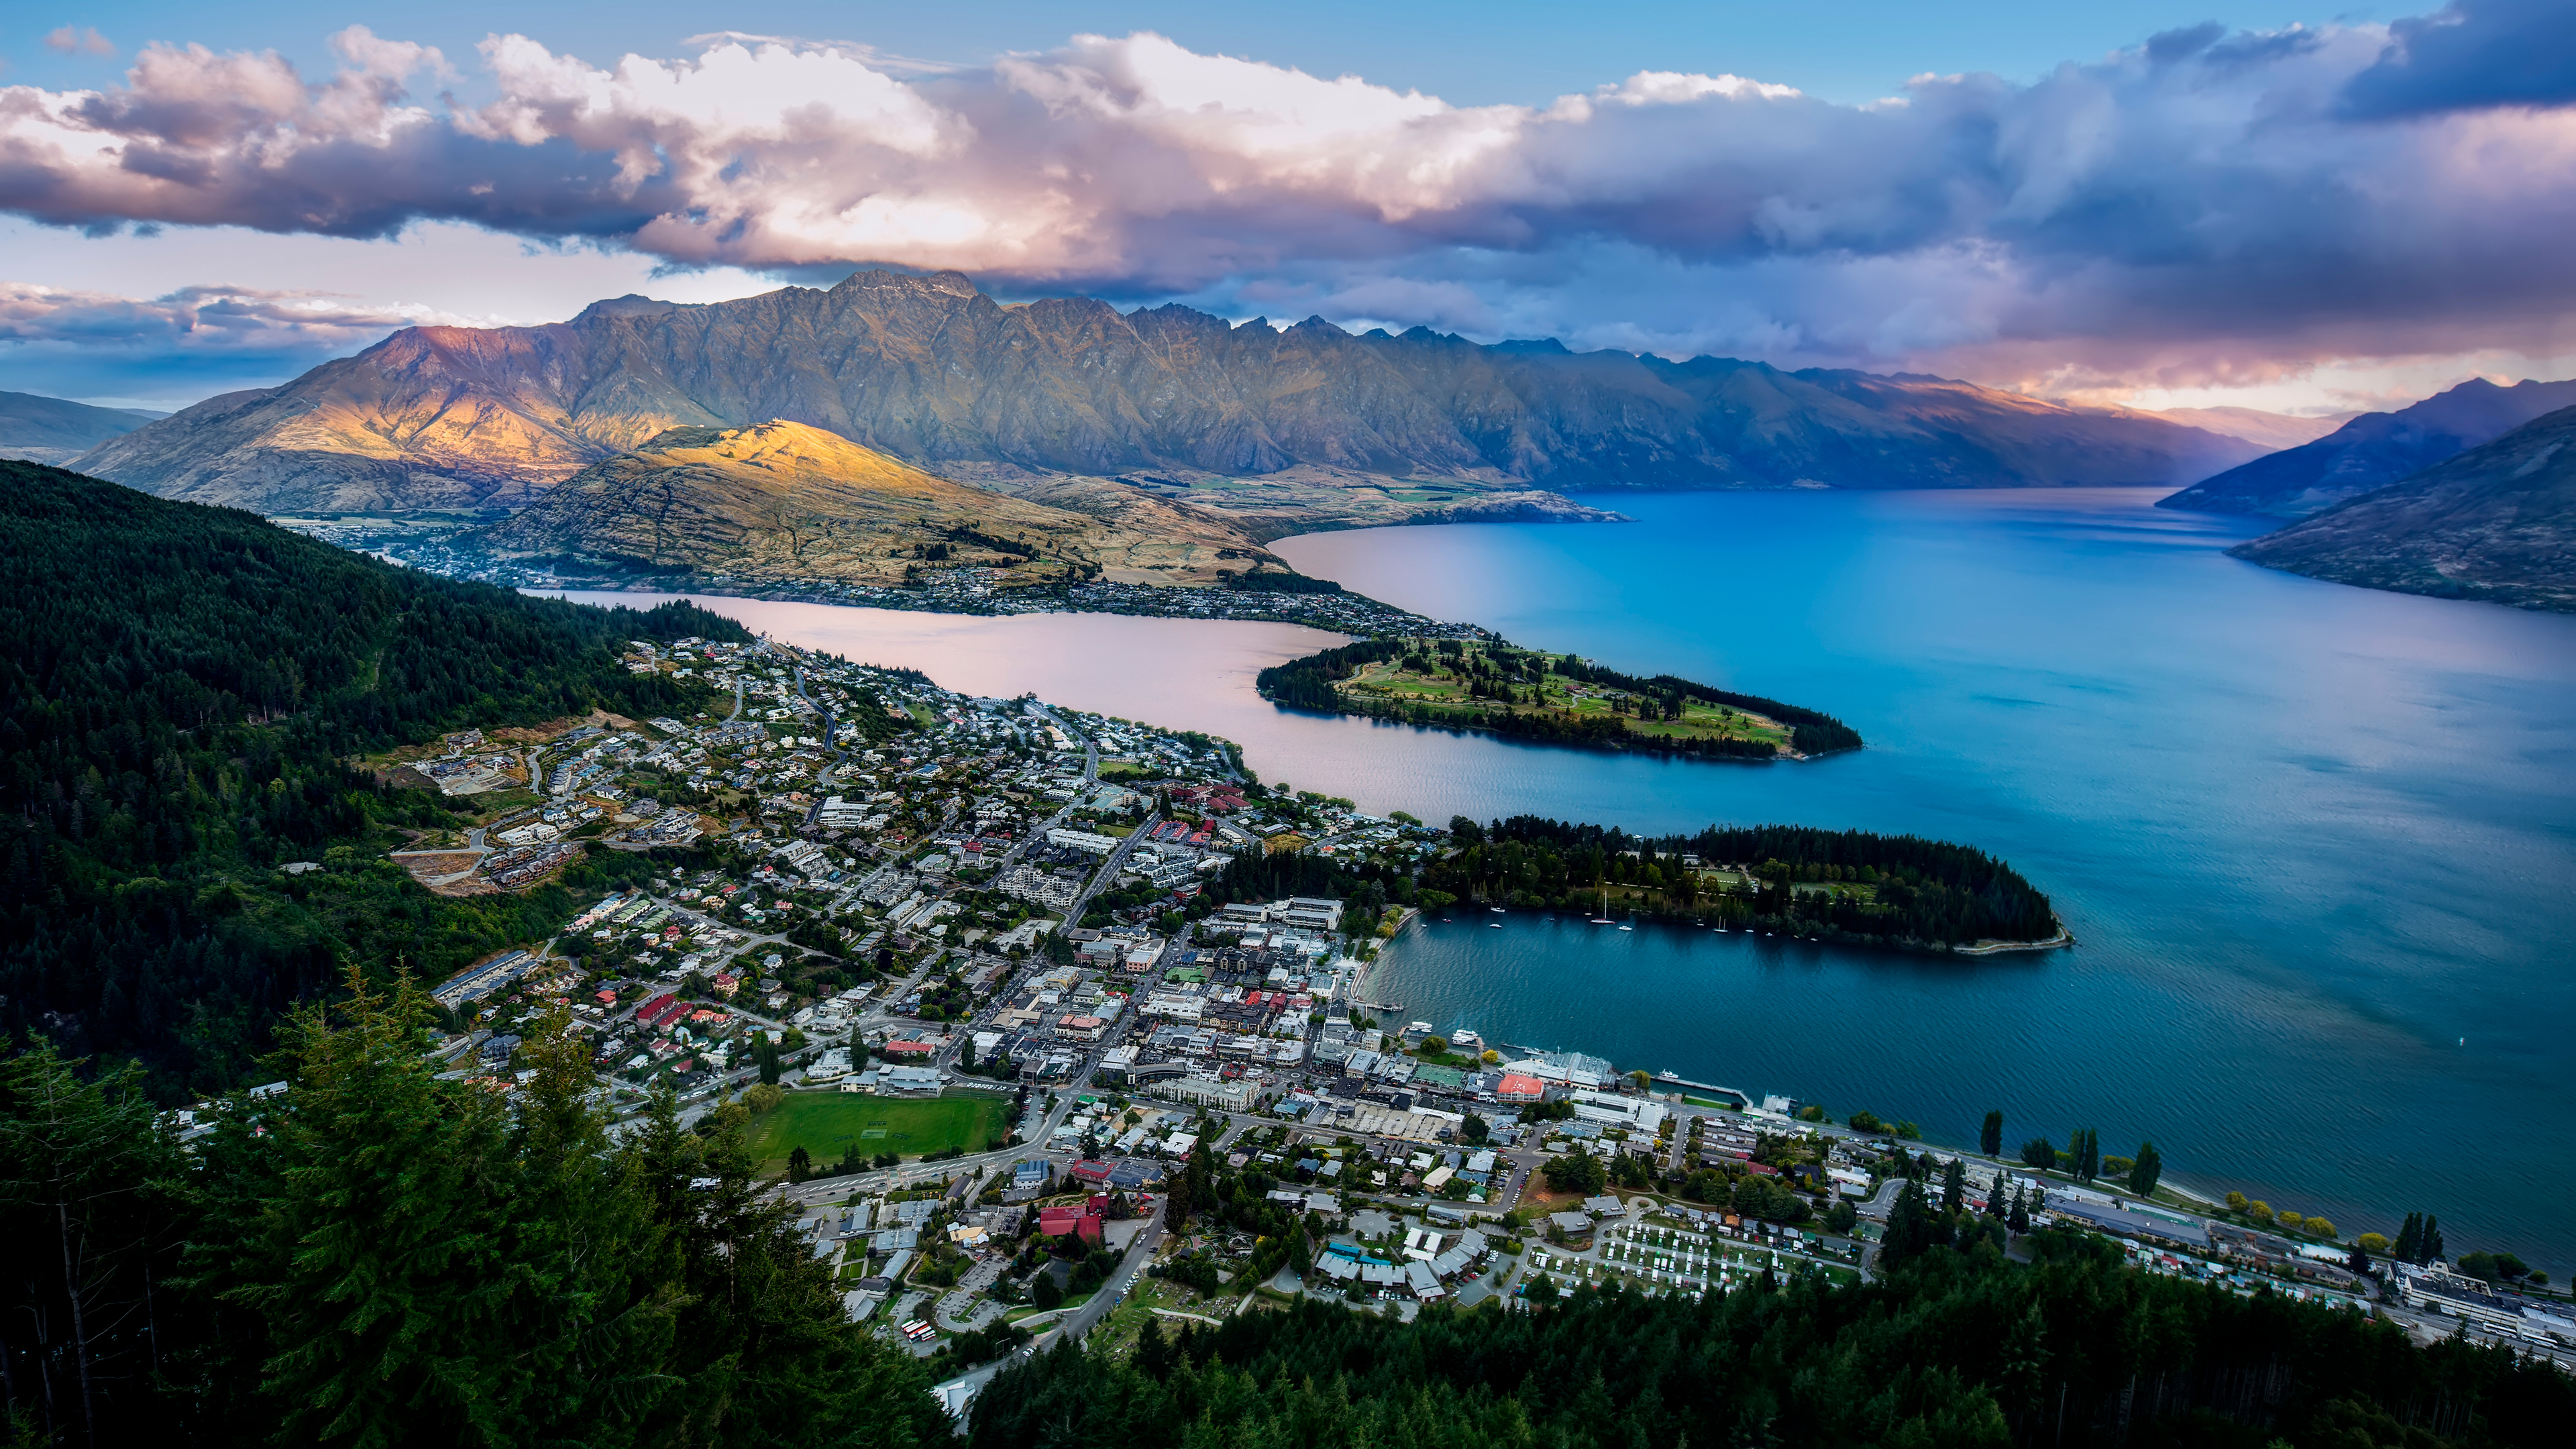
746,1090,1012,1170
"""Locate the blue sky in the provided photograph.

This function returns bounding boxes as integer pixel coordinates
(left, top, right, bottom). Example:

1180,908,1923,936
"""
4,1,2407,107
3,0,2569,411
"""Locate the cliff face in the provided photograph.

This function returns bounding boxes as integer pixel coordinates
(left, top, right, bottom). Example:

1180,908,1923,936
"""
468,419,1270,586
2229,405,2576,612
74,271,2261,514
2159,378,2576,519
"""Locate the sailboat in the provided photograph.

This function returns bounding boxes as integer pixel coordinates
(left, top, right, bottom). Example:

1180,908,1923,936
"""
1589,885,1617,925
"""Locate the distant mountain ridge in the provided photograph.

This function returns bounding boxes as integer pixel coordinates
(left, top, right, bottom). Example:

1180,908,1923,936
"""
2159,378,2576,518
70,270,2263,518
2230,404,2576,612
0,390,166,467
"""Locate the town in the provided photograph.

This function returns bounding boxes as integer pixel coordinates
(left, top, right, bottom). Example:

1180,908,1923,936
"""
253,630,2573,1415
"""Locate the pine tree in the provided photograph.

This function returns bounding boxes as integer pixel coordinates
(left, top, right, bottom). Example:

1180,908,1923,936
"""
2007,1186,2031,1236
233,966,525,1445
2127,1140,2162,1198
1980,1110,2003,1159
2421,1214,2444,1264
1986,1173,2009,1219
1941,1158,1966,1216
2394,1212,2424,1264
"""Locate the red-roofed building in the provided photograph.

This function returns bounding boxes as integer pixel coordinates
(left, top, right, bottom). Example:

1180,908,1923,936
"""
594,989,619,1008
710,972,739,998
881,1039,937,1057
1496,1073,1546,1103
1066,1159,1115,1186
1038,1205,1104,1244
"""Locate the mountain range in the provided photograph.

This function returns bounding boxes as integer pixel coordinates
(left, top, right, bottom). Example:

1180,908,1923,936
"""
2229,405,2576,612
68,270,2267,529
0,389,166,467
2158,378,2576,518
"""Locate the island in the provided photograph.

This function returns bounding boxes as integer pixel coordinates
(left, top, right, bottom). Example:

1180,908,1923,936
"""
1256,636,1864,760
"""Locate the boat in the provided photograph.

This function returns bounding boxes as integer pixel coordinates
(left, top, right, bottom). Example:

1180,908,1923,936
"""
1489,922,1503,928
1617,924,1633,932
1488,906,1506,914
1589,917,1616,925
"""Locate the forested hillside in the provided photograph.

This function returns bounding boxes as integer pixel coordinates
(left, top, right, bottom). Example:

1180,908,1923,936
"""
0,982,943,1448
1429,815,2060,947
970,1243,2572,1449
0,460,749,1096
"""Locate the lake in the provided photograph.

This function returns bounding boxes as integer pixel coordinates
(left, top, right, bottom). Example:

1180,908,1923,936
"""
549,486,2576,1268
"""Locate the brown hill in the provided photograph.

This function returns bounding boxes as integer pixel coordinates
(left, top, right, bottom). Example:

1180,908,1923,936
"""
2230,405,2576,612
73,271,2262,519
471,420,1273,587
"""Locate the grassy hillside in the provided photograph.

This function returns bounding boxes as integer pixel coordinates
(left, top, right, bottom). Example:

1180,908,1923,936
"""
0,460,750,1095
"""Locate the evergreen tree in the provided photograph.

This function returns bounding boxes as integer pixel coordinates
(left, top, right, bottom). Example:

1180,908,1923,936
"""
0,1037,189,1446
1880,1181,1933,1267
2395,1212,2424,1265
1941,1158,1966,1216
1986,1172,2009,1219
2421,1215,2445,1264
221,967,529,1445
2127,1140,2163,1198
788,1145,814,1183
1980,1110,2003,1159
2007,1185,2031,1235
2020,1136,2057,1173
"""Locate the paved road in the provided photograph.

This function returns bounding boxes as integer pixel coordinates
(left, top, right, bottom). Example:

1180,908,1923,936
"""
943,1197,1173,1409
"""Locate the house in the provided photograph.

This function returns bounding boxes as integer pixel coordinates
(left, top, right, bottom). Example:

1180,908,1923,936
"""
1547,1211,1595,1237
710,972,740,998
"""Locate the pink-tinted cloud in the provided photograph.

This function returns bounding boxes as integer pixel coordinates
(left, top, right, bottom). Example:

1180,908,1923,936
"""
0,15,2569,386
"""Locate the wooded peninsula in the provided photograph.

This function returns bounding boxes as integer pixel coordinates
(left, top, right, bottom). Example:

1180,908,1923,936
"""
1256,636,1864,761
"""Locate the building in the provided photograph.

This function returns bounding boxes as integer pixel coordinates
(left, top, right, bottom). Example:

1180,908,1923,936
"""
876,1065,943,1094
1037,1205,1104,1245
1045,828,1121,855
1495,1073,1547,1103
1153,1075,1260,1113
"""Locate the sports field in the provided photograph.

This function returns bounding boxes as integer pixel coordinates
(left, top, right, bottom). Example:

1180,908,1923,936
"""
746,1089,1012,1169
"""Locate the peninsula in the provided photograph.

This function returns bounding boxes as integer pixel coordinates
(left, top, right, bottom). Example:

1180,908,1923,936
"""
1257,636,1864,760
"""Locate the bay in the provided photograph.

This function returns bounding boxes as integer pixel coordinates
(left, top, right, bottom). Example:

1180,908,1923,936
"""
547,485,2576,1267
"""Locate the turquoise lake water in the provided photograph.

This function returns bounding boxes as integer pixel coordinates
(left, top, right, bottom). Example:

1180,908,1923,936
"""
550,486,2576,1267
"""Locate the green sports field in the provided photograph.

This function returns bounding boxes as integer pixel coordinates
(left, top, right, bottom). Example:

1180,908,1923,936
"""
746,1090,1012,1169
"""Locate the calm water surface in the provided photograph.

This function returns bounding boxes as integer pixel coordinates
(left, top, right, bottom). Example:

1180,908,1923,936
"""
551,487,2576,1266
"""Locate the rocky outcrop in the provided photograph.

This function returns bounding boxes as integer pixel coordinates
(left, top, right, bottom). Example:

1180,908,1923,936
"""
75,271,2262,515
2229,405,2576,612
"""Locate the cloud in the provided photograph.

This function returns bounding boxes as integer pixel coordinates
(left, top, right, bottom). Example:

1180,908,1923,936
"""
0,13,2570,390
0,280,484,400
45,28,114,58
2339,0,2576,118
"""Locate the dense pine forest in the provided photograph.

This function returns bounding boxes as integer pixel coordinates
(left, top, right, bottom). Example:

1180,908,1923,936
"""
969,1245,2574,1449
0,979,945,1448
1429,815,2061,947
1256,637,1864,758
0,462,749,1097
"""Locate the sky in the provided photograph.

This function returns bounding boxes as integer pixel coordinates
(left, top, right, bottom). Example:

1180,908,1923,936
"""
2,0,2572,411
